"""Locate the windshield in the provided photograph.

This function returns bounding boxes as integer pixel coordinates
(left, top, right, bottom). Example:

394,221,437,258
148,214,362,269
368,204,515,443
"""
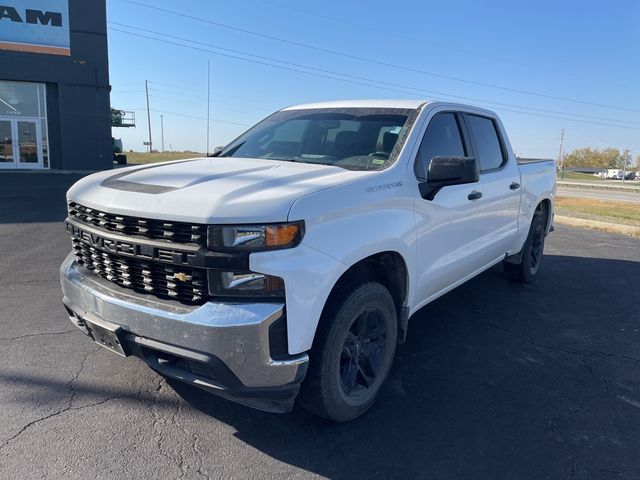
219,107,419,171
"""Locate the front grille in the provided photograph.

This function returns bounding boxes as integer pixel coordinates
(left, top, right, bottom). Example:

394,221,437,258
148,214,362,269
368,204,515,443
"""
68,202,207,246
72,238,207,304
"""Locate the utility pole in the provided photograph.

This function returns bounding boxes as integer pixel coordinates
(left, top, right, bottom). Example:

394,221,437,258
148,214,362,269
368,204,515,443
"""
622,149,629,184
558,128,565,180
160,115,165,153
145,80,152,152
206,60,211,156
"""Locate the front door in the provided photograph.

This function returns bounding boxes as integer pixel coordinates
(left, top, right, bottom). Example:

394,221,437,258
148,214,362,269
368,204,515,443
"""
0,117,43,169
413,111,489,305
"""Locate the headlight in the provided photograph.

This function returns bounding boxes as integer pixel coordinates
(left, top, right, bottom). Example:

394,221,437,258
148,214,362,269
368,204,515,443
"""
208,221,304,251
207,221,302,298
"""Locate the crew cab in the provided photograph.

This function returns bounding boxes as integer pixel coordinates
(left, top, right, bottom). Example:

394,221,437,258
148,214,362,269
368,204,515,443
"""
60,100,556,422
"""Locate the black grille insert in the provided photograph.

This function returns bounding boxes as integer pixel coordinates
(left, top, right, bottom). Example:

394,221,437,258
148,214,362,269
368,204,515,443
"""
68,202,207,246
72,238,207,304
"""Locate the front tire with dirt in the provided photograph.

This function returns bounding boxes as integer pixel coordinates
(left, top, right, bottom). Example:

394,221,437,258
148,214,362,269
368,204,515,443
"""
297,282,397,422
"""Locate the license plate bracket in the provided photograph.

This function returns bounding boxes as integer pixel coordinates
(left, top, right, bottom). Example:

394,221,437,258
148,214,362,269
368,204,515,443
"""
84,317,128,357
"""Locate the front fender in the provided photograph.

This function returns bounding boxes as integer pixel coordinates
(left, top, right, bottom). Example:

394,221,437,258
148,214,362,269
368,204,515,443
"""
261,176,416,354
250,244,347,355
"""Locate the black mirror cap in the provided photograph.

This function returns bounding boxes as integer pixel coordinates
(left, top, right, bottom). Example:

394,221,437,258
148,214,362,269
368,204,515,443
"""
419,156,479,200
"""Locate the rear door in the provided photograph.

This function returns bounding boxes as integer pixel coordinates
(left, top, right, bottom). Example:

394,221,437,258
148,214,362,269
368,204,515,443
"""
463,114,521,258
413,111,488,303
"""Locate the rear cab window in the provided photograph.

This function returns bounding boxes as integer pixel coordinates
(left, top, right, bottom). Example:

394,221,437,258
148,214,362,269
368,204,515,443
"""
465,114,506,172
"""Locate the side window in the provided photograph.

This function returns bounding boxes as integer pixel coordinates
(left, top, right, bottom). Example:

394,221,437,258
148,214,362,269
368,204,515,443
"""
414,113,465,179
466,115,505,171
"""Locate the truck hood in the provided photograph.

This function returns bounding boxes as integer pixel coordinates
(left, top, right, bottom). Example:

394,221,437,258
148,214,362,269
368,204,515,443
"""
68,157,372,223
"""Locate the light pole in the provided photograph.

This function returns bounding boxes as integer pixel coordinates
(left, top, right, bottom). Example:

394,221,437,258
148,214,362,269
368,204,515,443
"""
206,60,211,156
160,115,165,153
145,80,152,152
622,149,629,184
558,128,565,180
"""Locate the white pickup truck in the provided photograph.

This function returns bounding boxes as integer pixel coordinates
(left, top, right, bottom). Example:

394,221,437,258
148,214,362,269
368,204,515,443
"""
60,100,556,422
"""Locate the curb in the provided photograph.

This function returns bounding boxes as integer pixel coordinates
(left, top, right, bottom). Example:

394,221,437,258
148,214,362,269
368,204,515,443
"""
555,215,640,237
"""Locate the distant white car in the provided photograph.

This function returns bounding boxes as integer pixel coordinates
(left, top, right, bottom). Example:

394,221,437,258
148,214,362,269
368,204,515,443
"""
606,169,625,179
60,100,556,421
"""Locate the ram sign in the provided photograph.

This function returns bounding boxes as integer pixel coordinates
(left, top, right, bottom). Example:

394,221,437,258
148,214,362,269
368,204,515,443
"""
0,1,70,56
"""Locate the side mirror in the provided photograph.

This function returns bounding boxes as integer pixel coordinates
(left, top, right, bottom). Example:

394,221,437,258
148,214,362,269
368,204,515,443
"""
418,156,479,200
208,146,225,157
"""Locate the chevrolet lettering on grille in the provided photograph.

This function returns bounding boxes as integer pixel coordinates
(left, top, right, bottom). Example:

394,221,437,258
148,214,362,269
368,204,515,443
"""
66,221,195,265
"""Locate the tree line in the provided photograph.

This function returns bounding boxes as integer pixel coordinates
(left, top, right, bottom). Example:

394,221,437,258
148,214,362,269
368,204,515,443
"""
562,147,637,169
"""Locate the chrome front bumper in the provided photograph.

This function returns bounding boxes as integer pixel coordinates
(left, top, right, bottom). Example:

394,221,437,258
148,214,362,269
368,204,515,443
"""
60,253,308,412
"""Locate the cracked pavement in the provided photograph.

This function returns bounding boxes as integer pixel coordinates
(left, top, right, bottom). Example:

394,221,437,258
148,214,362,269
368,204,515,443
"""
1,173,639,479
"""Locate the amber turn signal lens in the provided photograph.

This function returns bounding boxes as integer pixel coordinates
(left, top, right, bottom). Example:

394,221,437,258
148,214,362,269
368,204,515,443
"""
265,224,300,248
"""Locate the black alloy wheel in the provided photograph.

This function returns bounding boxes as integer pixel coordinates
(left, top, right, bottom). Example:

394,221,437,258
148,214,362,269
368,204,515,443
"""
340,308,388,398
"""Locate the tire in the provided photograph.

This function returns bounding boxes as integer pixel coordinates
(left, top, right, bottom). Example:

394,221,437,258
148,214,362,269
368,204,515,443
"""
298,282,397,422
504,209,547,283
117,154,127,165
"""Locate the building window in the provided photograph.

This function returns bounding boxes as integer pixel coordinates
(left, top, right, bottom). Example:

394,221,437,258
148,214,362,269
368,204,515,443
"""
0,81,50,169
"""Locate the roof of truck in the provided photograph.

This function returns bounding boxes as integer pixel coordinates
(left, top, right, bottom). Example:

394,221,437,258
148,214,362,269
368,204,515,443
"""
282,99,430,110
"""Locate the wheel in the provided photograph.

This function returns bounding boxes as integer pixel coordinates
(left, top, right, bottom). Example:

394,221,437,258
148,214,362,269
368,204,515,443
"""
504,209,547,283
298,282,397,422
117,154,127,165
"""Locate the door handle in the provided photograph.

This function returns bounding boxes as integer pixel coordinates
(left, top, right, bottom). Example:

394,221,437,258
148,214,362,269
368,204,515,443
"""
468,191,483,201
510,182,521,190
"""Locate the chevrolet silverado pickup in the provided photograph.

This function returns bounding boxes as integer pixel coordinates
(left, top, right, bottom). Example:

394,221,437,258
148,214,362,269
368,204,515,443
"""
60,100,556,422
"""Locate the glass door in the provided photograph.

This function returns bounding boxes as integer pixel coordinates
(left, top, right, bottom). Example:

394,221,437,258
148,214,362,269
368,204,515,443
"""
16,119,42,168
0,117,43,169
0,119,13,167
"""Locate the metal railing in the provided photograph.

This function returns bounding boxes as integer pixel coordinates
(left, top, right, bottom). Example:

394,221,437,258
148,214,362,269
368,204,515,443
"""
557,181,640,193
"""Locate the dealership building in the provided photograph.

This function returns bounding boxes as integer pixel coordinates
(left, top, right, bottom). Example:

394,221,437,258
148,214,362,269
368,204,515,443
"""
0,0,112,171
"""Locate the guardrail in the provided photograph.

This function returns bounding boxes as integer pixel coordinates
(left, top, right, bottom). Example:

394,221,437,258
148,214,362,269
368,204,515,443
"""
557,181,640,194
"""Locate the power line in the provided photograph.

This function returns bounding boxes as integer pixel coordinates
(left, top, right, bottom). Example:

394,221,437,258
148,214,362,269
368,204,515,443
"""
107,27,427,95
148,93,205,105
148,93,269,118
148,80,206,92
258,0,634,92
148,87,206,100
109,22,640,127
147,86,280,111
128,108,250,126
123,0,640,114
257,0,559,75
108,26,640,132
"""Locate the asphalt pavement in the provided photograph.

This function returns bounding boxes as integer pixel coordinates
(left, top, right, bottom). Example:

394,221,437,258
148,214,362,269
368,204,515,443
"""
1,173,640,479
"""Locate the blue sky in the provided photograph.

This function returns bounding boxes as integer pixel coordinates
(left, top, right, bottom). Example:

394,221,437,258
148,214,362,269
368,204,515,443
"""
107,0,640,161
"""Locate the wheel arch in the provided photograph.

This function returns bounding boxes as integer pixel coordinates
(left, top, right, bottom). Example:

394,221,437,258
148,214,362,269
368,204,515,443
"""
505,195,553,265
537,197,553,233
318,251,410,345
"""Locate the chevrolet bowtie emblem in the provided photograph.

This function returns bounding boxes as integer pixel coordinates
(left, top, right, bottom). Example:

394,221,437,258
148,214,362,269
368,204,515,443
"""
173,272,190,282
